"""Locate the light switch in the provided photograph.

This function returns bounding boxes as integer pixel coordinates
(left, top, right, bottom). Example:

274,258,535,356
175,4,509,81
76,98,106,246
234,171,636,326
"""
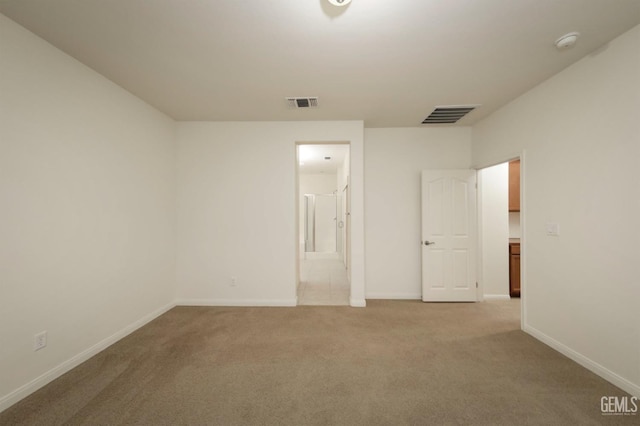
545,223,560,236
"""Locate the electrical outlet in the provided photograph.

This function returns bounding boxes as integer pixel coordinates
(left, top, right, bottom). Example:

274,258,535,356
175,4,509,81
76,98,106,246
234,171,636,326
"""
230,276,237,287
34,331,47,351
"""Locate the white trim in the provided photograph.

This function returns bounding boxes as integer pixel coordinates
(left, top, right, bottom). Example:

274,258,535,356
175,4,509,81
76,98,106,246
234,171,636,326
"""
476,168,484,302
483,294,511,300
349,298,366,307
524,325,640,398
0,302,175,413
366,293,421,300
519,151,527,331
176,299,297,307
472,151,522,171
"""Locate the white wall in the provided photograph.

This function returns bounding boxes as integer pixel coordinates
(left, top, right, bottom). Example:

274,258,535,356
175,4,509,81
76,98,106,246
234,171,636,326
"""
175,121,365,307
299,173,337,195
509,212,521,239
364,127,472,299
479,163,509,298
472,24,640,396
0,15,176,410
339,150,350,266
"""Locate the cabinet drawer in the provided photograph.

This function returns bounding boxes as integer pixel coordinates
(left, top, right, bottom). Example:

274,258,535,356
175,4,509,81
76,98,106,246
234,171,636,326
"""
510,243,520,255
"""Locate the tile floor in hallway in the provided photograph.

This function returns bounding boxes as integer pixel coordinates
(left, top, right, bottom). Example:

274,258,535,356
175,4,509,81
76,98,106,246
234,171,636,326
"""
297,256,350,305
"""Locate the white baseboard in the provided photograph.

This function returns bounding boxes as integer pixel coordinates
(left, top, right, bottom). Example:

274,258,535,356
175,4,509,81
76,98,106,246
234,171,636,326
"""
524,324,640,398
349,298,366,307
176,298,297,307
177,298,365,308
483,294,511,300
5,299,637,416
0,302,175,414
365,293,421,300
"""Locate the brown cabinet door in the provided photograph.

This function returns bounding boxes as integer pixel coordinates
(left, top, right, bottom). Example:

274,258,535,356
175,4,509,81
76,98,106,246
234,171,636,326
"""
509,160,520,212
509,244,521,297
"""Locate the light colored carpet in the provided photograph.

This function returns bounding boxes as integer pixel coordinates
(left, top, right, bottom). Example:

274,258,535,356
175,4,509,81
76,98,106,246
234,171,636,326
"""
1,300,636,425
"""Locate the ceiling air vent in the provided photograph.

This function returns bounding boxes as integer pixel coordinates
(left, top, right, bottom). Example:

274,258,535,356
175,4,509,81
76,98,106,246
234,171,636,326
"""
422,105,479,124
286,97,319,109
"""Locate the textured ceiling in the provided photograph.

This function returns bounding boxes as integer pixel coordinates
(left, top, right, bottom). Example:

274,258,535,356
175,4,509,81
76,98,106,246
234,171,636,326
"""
1,0,639,127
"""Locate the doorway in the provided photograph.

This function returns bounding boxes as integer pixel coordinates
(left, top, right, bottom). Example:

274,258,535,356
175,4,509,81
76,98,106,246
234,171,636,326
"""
296,143,350,305
477,158,523,324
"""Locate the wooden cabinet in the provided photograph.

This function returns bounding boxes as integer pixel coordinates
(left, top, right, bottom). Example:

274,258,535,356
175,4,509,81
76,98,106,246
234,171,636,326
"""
509,241,520,297
509,160,520,212
508,161,521,296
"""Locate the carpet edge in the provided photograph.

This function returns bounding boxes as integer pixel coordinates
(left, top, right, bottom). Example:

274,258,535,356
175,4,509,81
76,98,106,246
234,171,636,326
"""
0,302,176,413
524,324,640,398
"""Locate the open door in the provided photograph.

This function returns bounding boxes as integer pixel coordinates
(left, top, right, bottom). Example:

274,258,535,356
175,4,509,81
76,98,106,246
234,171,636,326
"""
421,170,477,302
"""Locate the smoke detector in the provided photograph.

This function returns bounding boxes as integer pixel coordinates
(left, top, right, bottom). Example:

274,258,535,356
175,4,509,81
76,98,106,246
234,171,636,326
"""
327,0,352,6
555,32,580,50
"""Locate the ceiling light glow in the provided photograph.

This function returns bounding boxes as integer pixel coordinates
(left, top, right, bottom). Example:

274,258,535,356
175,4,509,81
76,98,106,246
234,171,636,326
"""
327,0,352,7
298,145,314,163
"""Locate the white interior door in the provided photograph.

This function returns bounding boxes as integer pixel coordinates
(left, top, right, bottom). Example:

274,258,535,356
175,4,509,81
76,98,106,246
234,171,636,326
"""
421,170,477,302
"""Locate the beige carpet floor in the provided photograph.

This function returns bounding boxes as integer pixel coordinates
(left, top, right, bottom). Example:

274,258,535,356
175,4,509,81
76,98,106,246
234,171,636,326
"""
1,300,636,425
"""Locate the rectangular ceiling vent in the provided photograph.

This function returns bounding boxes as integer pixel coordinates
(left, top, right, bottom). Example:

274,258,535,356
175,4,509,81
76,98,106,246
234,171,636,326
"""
422,105,479,124
286,97,319,109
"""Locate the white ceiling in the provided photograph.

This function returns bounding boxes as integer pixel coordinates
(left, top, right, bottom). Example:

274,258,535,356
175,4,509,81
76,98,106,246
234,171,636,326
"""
1,0,639,127
299,144,349,175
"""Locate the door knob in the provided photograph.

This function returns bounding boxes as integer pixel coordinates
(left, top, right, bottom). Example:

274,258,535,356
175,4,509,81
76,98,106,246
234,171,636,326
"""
424,241,435,246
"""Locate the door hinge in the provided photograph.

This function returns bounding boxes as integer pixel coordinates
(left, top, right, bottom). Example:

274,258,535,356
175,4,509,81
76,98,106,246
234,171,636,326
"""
476,282,478,288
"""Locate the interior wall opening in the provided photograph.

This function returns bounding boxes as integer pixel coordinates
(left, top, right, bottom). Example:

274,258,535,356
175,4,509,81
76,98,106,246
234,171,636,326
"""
478,157,523,323
296,143,351,306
